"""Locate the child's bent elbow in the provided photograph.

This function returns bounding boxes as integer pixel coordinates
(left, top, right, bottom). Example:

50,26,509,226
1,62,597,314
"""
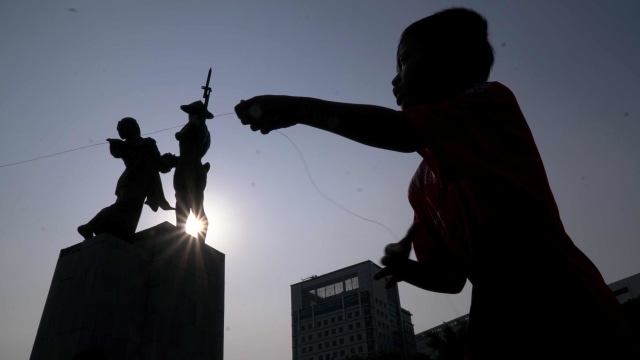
442,276,467,294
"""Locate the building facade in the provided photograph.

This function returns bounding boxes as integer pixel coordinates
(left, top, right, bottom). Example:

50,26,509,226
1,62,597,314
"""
608,272,640,304
291,260,416,360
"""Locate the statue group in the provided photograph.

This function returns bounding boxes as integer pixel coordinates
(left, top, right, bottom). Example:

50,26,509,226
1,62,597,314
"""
77,100,212,243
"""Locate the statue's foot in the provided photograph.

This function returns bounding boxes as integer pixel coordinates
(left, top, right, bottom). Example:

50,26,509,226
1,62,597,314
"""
145,199,159,212
77,224,94,240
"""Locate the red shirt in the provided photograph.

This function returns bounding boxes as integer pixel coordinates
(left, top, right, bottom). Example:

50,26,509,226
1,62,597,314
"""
404,82,637,358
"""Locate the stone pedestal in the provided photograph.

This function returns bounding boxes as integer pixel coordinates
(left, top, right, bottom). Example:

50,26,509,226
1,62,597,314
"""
30,222,224,360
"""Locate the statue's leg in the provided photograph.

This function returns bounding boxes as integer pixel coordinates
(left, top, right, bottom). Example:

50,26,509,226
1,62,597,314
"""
192,191,208,243
78,197,143,242
175,191,189,230
77,223,94,240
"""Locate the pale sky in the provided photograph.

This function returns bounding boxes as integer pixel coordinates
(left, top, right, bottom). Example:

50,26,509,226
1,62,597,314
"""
1,1,639,359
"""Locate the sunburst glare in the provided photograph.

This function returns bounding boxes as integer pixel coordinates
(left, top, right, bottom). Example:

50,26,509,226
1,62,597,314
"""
185,213,203,237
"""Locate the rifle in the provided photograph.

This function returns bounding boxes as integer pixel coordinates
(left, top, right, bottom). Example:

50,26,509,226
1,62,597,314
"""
202,68,212,111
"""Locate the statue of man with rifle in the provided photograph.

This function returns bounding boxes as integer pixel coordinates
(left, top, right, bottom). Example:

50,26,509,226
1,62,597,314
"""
163,69,214,243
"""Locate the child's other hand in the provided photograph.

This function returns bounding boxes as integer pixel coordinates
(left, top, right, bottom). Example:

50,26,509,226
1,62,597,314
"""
381,222,419,267
374,258,415,289
382,242,411,267
235,95,301,134
375,223,419,288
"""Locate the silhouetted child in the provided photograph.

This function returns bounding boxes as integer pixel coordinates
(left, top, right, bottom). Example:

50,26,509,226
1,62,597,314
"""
235,8,639,359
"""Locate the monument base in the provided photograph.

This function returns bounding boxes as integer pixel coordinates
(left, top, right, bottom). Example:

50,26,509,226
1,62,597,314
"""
30,222,224,360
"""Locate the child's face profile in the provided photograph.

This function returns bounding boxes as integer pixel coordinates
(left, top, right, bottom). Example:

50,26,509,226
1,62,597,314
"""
392,37,439,110
393,32,472,109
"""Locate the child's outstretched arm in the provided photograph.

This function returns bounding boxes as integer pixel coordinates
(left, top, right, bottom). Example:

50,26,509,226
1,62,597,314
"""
235,95,423,153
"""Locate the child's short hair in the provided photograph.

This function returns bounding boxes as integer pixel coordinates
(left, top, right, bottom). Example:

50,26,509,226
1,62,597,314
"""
401,7,494,84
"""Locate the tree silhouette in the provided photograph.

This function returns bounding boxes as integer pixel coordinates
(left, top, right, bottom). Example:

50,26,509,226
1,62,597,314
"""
420,321,467,360
345,350,429,360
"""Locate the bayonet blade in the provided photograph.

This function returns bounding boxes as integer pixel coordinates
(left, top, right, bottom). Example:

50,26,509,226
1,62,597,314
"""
202,67,212,110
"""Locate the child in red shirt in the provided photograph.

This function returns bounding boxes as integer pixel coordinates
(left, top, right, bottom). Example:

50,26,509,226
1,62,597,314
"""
235,7,638,359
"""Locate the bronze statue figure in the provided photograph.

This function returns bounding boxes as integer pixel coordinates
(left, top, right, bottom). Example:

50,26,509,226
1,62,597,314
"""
78,117,174,242
163,100,212,242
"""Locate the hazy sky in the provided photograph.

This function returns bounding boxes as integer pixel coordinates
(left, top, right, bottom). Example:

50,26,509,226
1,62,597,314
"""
1,1,639,359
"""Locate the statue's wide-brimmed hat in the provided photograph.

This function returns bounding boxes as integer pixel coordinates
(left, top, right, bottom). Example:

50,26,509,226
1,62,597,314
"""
180,100,214,119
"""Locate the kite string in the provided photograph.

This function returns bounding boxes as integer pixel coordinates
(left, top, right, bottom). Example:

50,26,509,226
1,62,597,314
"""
0,113,235,169
0,142,107,168
275,130,399,240
0,111,399,240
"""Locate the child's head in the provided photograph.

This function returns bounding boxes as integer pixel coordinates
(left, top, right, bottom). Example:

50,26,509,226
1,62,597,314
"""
392,8,494,108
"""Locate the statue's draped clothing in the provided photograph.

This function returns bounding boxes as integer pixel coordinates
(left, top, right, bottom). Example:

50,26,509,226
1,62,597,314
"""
86,136,171,241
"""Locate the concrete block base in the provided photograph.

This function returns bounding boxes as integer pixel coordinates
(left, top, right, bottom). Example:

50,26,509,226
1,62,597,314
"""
30,222,224,360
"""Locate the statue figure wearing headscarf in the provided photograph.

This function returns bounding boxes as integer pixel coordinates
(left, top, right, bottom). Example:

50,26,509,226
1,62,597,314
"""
78,117,174,242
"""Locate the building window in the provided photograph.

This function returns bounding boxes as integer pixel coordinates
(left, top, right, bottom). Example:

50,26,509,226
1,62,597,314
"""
301,336,305,342
356,322,361,328
318,332,322,338
345,276,359,291
358,346,363,352
324,319,328,326
302,325,306,331
355,310,360,317
339,327,343,333
324,330,329,336
319,343,323,349
332,340,336,346
317,321,321,327
338,315,343,321
309,334,313,340
331,329,336,335
349,336,354,342
613,287,629,296
340,350,345,356
348,324,353,330
357,334,362,341
339,339,344,345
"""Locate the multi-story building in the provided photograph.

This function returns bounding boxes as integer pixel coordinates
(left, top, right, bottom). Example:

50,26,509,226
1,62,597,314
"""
608,272,640,304
291,260,417,360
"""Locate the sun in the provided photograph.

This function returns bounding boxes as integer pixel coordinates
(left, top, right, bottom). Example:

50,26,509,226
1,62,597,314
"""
185,213,203,237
